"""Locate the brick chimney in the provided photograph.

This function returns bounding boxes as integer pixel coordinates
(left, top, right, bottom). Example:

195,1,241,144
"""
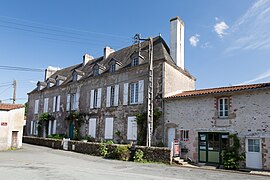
170,16,185,69
83,54,94,66
104,46,115,60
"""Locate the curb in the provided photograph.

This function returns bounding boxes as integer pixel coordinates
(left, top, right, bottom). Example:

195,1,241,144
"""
172,163,270,177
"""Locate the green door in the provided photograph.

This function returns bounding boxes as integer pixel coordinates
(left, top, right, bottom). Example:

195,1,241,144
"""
69,122,75,139
198,132,229,164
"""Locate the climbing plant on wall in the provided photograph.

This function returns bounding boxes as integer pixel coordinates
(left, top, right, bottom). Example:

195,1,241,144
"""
222,134,245,169
135,110,162,146
38,112,55,137
65,112,86,140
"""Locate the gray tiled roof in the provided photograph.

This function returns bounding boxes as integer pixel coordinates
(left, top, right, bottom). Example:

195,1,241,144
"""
30,36,195,93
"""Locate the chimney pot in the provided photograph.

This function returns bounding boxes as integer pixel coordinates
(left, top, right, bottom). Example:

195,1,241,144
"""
104,46,115,60
83,54,94,66
170,16,185,69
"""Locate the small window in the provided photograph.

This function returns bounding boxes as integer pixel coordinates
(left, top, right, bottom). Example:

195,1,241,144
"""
110,86,115,106
110,63,116,73
180,130,189,141
93,89,98,108
132,57,139,66
130,82,139,104
93,66,99,76
218,97,229,118
248,139,260,152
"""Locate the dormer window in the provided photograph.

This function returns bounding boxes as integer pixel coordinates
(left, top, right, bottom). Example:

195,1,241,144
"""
110,63,116,73
93,65,99,76
108,58,122,73
37,81,47,91
132,57,139,66
130,51,144,67
93,63,106,76
72,69,84,81
56,75,66,86
46,78,56,88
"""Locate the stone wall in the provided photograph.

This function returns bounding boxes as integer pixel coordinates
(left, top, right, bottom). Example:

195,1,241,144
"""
23,136,62,149
23,136,171,163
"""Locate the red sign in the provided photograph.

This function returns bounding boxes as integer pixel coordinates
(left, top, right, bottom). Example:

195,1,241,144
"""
1,122,8,126
174,139,180,156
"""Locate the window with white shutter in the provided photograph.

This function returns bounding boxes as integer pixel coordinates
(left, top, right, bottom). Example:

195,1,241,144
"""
71,94,76,110
53,96,56,112
138,80,144,104
123,83,129,105
48,120,52,136
88,118,96,138
90,90,94,109
56,95,61,112
75,92,80,110
30,121,33,135
93,90,98,107
106,86,111,107
130,82,139,104
105,117,113,139
53,120,57,134
114,84,119,106
66,94,70,111
97,88,102,108
34,100,39,114
44,98,49,113
127,116,137,140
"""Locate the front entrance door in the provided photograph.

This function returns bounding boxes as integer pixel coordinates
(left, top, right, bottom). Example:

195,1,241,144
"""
11,131,18,148
198,132,229,164
167,128,175,148
246,138,262,169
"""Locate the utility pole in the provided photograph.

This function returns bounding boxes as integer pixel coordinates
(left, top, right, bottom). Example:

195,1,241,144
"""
13,80,16,104
133,34,154,147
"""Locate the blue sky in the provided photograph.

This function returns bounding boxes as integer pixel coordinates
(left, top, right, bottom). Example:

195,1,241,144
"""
0,0,269,104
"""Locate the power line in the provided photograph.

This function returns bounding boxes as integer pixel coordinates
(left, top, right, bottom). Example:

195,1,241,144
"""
0,83,13,88
0,85,12,96
0,65,44,72
0,15,130,40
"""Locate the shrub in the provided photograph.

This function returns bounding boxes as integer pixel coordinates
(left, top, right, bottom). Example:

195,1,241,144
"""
113,145,130,161
222,134,245,169
134,149,144,162
99,140,114,157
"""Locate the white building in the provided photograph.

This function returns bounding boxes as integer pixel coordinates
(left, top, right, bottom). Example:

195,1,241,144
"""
164,83,270,170
0,103,25,150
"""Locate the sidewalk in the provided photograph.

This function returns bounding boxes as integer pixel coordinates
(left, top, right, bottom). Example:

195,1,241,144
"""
175,162,270,177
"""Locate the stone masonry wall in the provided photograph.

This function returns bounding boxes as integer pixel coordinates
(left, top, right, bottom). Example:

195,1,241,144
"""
164,88,270,170
23,136,171,163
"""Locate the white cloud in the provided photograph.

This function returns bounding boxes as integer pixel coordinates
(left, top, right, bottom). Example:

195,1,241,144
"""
189,34,200,47
240,69,270,84
214,21,229,38
226,0,270,52
29,80,37,84
201,42,211,48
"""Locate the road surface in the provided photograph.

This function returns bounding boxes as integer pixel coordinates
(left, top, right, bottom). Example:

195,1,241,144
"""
0,144,267,180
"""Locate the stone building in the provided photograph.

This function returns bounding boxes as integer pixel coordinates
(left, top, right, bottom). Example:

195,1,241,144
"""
0,103,25,150
164,83,270,170
26,17,196,145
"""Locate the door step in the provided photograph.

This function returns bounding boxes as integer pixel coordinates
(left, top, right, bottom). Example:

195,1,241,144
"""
173,157,188,165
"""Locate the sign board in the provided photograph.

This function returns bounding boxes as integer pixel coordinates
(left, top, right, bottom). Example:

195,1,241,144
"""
1,122,8,126
173,139,180,156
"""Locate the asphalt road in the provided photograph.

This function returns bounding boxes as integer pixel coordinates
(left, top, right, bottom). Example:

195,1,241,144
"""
0,144,268,180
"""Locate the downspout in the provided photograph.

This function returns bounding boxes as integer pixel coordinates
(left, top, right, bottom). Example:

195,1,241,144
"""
162,62,165,144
